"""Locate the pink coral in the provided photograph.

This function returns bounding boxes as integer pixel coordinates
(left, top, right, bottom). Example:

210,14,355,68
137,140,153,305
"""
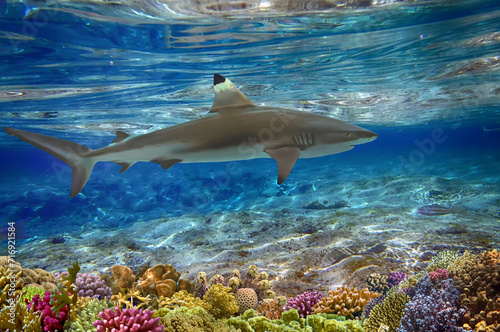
26,291,68,332
93,306,164,332
284,291,324,318
429,268,449,282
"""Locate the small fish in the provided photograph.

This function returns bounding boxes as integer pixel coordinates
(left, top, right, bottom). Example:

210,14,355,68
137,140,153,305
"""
482,126,500,136
417,205,456,216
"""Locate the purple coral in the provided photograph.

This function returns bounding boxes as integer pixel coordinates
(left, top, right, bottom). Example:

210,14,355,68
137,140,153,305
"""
428,268,449,282
284,291,324,318
75,273,112,299
93,306,164,332
397,276,466,332
388,271,408,288
56,272,112,299
26,292,68,332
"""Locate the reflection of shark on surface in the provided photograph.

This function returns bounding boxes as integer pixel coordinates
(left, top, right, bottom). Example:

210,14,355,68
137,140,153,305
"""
483,126,500,136
4,74,377,197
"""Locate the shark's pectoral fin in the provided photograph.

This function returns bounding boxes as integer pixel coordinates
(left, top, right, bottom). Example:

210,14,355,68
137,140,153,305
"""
112,131,131,143
152,158,182,170
114,162,135,174
209,74,255,113
265,147,301,184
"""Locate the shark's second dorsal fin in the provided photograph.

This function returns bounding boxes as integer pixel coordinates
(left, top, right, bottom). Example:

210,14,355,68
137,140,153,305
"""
209,74,255,113
112,131,130,144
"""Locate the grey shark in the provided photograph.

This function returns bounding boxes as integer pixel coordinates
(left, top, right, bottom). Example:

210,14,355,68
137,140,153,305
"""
4,74,377,197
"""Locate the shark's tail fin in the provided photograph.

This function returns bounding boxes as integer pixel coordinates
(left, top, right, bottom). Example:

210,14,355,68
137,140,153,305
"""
4,127,95,197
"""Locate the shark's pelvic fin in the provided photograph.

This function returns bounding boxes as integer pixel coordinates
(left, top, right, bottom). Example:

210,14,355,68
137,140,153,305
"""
112,131,131,143
151,158,182,170
209,74,255,113
4,127,95,198
265,147,301,184
115,162,135,173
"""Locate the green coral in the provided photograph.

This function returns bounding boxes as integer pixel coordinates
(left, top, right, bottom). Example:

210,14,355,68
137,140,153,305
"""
68,298,115,332
159,306,239,332
227,309,364,332
50,260,80,329
20,286,46,307
363,292,410,332
202,283,239,319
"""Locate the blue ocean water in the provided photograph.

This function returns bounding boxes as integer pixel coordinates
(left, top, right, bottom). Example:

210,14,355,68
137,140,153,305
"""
0,0,499,281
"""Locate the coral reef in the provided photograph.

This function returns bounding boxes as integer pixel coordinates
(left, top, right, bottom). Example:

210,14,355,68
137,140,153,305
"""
256,299,283,320
20,286,47,307
313,286,380,318
135,264,194,297
104,265,136,293
93,306,163,332
428,268,449,282
363,294,386,318
157,306,239,332
68,298,115,332
363,292,410,332
428,250,462,270
0,262,23,309
74,273,112,299
397,276,465,332
387,272,408,288
284,291,324,318
0,295,42,332
235,287,259,314
450,249,500,331
202,283,239,319
367,273,390,294
26,292,68,332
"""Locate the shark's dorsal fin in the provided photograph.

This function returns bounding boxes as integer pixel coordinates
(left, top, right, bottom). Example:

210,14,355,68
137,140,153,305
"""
112,131,130,144
265,147,301,184
209,74,255,113
151,158,182,170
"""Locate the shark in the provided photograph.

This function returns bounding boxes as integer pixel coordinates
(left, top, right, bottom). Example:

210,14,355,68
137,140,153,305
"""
4,74,378,198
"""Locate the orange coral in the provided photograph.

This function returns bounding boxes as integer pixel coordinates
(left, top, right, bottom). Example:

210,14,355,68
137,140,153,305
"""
110,265,136,290
256,299,283,320
312,286,380,319
136,264,194,297
451,249,500,331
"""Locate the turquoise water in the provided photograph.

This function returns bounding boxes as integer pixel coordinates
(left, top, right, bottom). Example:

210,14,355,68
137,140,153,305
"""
0,0,499,294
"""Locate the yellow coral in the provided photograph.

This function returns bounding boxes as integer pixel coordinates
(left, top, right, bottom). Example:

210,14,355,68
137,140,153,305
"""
0,265,23,309
160,306,239,332
0,295,41,332
363,292,410,332
202,283,239,319
313,286,380,319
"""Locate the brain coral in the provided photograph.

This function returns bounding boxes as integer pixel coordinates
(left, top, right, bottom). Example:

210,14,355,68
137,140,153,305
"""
313,286,381,319
450,249,500,331
235,288,259,314
363,292,410,332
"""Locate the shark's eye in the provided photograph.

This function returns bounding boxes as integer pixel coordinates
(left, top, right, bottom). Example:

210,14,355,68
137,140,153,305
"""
344,132,351,137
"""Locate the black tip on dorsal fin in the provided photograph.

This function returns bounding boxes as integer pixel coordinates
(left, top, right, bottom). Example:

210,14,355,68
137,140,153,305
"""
214,74,226,86
112,131,130,144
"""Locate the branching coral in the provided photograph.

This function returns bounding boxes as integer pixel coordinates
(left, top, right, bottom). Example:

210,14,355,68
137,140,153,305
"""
202,283,239,319
428,250,462,271
68,298,114,332
20,286,46,307
93,306,163,332
363,292,410,332
313,286,380,319
26,292,68,332
450,249,500,331
0,263,23,309
397,276,465,332
50,261,80,329
284,291,324,318
112,289,153,310
0,295,42,332
256,299,283,320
